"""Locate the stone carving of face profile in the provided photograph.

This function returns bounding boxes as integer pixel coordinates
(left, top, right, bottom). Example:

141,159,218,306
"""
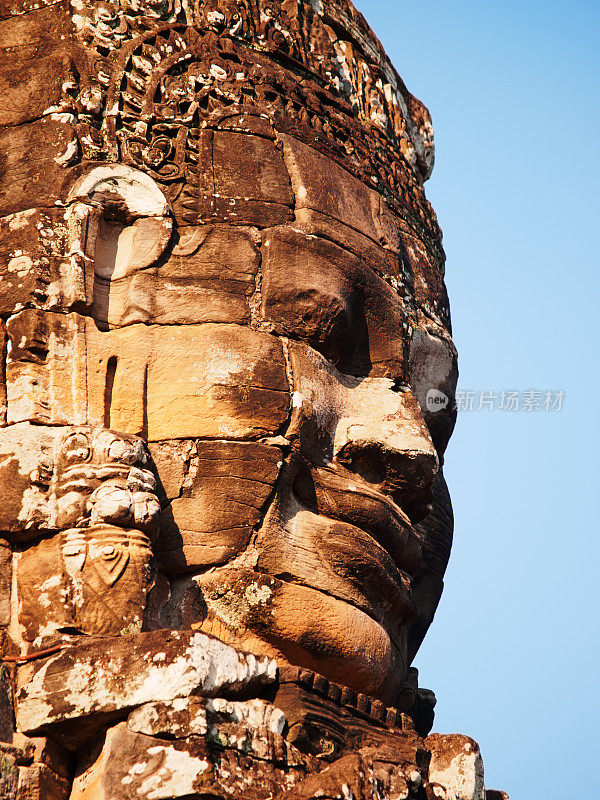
0,0,457,709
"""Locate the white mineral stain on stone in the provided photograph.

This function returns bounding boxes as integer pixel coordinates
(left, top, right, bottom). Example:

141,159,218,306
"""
6,209,36,231
428,737,485,800
17,631,277,735
210,64,227,80
50,113,76,124
7,255,33,277
136,746,209,799
32,620,64,648
127,703,161,735
55,140,79,167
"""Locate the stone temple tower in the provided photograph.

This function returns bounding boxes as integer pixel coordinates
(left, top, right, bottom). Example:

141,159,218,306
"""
0,0,505,797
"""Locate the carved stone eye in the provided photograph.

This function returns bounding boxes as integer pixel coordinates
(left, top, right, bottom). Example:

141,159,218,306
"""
62,433,92,464
101,545,117,559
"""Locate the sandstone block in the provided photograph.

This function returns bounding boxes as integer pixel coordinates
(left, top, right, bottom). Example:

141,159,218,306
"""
197,567,402,704
15,763,70,800
127,696,286,746
6,310,87,426
261,227,411,378
402,228,451,331
0,423,58,541
95,224,260,329
10,736,73,781
0,665,15,744
85,322,290,440
292,207,404,287
70,715,308,800
0,539,11,628
212,131,294,226
409,327,458,456
178,130,294,227
17,525,156,647
425,733,485,800
154,440,284,573
0,5,72,127
0,120,76,216
15,630,276,744
0,752,19,800
0,209,75,317
280,133,401,252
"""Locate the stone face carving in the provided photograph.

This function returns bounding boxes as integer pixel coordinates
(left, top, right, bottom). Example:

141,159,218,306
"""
0,0,506,798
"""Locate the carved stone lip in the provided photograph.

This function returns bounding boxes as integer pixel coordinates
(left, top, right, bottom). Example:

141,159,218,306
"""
295,464,425,580
317,517,419,630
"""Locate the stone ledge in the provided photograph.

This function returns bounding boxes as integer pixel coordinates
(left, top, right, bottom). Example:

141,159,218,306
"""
15,630,277,747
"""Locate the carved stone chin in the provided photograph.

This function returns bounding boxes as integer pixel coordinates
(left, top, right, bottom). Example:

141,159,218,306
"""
0,0,505,798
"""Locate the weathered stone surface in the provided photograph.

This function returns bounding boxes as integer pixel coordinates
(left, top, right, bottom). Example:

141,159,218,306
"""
0,539,11,628
70,717,310,800
0,0,506,797
0,665,15,744
10,736,73,781
409,328,458,456
94,225,261,329
0,751,19,800
0,120,76,216
198,567,405,700
127,696,286,740
15,630,276,744
0,209,79,318
5,310,87,426
154,440,284,573
280,133,403,251
426,734,486,800
16,763,70,800
0,4,72,127
17,525,156,646
85,322,290,440
292,207,405,287
211,131,294,224
0,424,157,544
286,341,437,493
261,227,411,377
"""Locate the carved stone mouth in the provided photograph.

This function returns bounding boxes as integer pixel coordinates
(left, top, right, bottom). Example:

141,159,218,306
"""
292,464,425,581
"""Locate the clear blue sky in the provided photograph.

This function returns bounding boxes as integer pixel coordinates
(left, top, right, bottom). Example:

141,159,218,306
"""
354,1,599,797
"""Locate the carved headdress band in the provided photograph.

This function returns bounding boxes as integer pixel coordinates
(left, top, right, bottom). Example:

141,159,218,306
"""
56,0,443,258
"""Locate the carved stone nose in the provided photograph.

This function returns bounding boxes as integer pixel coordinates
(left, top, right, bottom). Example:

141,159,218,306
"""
334,389,438,523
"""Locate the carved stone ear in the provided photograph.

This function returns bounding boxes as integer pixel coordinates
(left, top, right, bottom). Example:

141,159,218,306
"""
65,165,172,328
67,165,169,217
